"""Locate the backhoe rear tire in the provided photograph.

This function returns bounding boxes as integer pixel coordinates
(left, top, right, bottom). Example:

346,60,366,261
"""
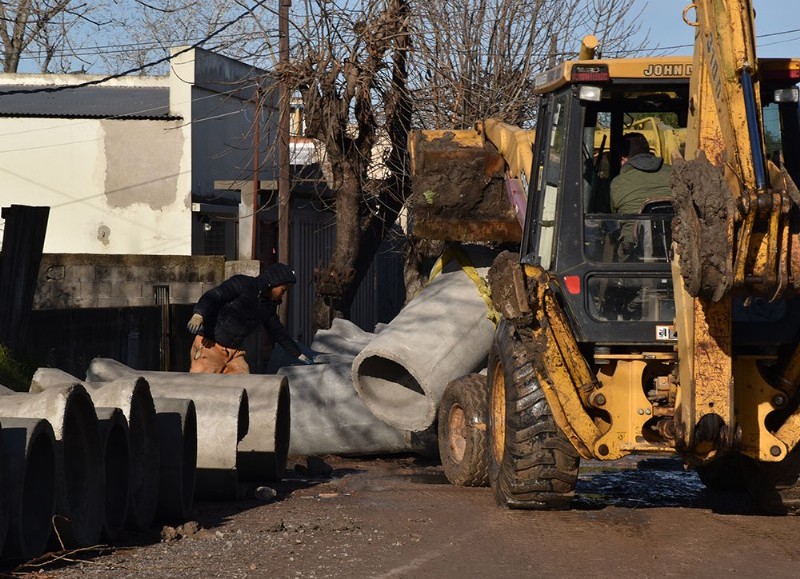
437,373,490,487
487,319,580,509
741,447,800,515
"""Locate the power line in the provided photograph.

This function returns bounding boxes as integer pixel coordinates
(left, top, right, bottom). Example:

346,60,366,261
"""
0,0,271,97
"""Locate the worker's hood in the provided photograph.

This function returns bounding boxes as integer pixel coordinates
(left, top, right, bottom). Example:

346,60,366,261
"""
625,153,664,173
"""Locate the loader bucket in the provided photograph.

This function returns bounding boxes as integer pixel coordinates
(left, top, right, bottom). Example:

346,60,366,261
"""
408,129,522,242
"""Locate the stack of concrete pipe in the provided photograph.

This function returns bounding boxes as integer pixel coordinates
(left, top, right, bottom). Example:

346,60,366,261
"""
0,384,103,552
86,359,285,495
352,245,498,432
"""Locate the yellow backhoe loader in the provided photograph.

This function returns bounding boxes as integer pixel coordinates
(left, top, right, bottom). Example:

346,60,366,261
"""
413,2,800,512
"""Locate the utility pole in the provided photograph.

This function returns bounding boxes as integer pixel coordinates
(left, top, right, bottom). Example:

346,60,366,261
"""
278,0,291,325
252,86,261,261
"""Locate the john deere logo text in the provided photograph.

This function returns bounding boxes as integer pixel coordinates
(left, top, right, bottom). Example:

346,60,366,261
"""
643,63,692,77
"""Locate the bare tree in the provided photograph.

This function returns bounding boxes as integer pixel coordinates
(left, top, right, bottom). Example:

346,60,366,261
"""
278,0,648,330
280,0,411,329
0,0,110,72
410,0,648,129
97,0,274,75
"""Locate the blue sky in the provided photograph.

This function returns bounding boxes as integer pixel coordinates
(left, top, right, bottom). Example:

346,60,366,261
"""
637,1,800,58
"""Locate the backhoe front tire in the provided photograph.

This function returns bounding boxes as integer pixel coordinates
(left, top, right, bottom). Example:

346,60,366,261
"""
437,373,490,487
487,319,580,509
696,454,746,492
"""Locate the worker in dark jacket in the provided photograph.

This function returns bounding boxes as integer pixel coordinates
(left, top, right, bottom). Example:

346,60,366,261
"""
186,262,311,373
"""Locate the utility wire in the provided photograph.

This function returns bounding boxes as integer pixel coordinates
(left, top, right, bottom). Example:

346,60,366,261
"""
0,0,270,97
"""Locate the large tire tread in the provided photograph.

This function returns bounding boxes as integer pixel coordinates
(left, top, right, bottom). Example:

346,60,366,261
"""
488,319,580,510
437,373,490,487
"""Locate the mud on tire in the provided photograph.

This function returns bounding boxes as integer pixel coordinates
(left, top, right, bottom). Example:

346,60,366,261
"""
437,373,490,487
487,319,580,509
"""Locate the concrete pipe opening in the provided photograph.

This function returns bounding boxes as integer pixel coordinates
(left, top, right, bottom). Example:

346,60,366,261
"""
154,398,197,524
236,378,291,482
354,355,431,432
124,379,159,531
96,408,130,541
271,382,291,480
58,392,104,548
0,418,55,561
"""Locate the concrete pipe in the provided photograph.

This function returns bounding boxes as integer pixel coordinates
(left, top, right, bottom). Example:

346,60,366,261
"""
31,369,160,532
86,359,249,501
87,359,287,483
94,407,130,542
352,246,498,432
153,397,197,523
0,385,104,548
279,359,436,457
311,318,380,357
0,417,55,561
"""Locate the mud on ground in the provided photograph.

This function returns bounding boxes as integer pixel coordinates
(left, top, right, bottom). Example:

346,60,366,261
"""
12,454,800,579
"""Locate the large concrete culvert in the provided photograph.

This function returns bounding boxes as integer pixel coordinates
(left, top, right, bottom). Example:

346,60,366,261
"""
0,417,56,561
352,246,498,432
88,359,291,486
153,397,197,524
86,359,249,501
31,370,160,532
95,407,130,542
0,385,104,549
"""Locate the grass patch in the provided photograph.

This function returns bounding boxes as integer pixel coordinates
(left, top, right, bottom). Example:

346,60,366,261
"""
0,344,35,392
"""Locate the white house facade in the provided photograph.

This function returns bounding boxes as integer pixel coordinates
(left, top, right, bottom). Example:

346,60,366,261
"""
0,47,278,258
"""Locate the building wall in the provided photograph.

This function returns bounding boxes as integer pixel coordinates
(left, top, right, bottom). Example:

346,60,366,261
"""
0,48,278,258
0,115,190,254
33,254,225,310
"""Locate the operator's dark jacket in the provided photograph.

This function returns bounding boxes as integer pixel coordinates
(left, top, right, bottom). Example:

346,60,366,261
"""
192,275,301,357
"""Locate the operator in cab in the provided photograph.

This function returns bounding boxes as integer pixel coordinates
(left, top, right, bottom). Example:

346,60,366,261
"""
610,132,672,261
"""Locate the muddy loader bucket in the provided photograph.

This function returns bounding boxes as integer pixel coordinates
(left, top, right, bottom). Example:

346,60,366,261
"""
408,129,521,242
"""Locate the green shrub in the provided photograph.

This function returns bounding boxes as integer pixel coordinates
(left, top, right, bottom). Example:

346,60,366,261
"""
0,344,35,392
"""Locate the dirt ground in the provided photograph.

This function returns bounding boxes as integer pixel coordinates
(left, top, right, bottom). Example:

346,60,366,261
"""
9,453,800,579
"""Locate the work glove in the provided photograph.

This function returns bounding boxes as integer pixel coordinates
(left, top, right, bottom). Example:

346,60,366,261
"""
187,313,204,334
297,353,315,365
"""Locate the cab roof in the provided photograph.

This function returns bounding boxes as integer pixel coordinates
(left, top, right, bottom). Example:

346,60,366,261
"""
533,56,800,94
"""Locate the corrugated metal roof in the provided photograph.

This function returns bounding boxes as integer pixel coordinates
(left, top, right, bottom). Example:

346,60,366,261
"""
0,85,180,120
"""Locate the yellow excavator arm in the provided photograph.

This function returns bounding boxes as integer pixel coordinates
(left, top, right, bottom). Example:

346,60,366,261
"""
672,0,800,461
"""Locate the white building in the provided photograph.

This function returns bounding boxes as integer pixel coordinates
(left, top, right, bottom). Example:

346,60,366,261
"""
0,47,278,259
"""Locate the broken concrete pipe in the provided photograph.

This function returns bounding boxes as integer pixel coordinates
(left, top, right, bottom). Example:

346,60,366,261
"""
95,407,130,542
352,246,498,432
86,359,249,501
30,369,160,531
153,398,197,523
279,358,437,457
87,358,287,484
0,418,56,561
0,385,104,549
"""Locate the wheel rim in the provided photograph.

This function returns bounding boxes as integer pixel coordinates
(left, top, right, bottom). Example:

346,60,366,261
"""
446,403,467,464
490,358,506,465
